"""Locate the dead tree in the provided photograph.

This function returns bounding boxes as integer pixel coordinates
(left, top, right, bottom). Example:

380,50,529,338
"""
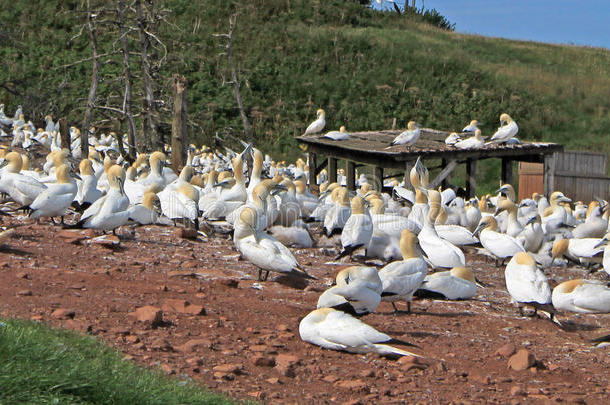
81,0,99,159
118,0,137,160
136,0,162,151
59,118,70,151
171,74,188,172
215,14,253,145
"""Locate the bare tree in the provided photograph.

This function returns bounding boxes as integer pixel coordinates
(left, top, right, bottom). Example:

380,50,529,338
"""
136,0,162,151
215,14,253,145
118,0,137,160
81,0,99,158
171,74,188,172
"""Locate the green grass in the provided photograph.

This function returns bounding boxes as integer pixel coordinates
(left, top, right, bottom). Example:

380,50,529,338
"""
1,0,609,186
0,319,235,405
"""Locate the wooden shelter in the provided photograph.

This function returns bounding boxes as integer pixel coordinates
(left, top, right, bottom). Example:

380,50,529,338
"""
297,128,563,197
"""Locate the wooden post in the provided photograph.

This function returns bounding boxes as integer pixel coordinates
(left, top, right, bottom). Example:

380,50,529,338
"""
171,74,188,173
374,166,383,191
501,158,513,186
58,118,70,153
405,160,414,188
308,151,318,194
441,158,450,189
346,160,356,191
328,157,337,183
466,158,477,198
544,152,558,197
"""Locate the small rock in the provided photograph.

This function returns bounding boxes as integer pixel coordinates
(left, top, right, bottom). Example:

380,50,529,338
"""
129,306,163,327
51,308,75,320
17,289,33,296
16,272,30,279
161,299,206,315
247,391,265,400
398,355,427,371
342,400,363,405
496,342,517,358
510,386,526,396
160,364,175,375
252,355,276,367
360,369,375,378
323,375,340,383
216,279,239,288
508,349,536,371
176,228,198,240
334,379,369,393
275,353,301,377
125,335,140,344
150,338,174,351
176,339,211,353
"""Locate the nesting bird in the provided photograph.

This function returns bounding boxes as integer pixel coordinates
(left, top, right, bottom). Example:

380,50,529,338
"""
299,308,420,357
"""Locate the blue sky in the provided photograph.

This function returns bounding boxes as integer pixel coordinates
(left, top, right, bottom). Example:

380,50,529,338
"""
374,1,609,49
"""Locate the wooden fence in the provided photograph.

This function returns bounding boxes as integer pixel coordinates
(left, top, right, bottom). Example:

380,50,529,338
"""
519,151,610,201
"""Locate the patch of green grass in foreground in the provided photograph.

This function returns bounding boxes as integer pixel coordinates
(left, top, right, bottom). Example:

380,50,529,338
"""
0,318,236,404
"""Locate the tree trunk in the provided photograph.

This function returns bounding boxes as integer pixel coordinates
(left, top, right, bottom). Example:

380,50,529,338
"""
225,15,253,144
59,118,70,152
81,0,98,159
118,0,136,161
136,0,160,152
171,74,188,173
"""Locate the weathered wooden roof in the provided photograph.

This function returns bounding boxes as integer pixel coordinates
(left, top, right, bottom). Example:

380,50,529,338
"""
297,128,563,167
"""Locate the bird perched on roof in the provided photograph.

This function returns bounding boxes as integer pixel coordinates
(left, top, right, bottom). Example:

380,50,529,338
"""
304,109,326,135
462,120,480,133
454,129,484,150
390,121,420,147
322,126,349,140
444,132,461,146
488,113,518,144
299,308,421,357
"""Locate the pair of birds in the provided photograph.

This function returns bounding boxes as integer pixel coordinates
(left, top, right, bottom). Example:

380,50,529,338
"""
505,251,610,317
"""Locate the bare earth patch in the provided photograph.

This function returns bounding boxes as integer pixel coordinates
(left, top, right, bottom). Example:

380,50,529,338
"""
0,219,608,404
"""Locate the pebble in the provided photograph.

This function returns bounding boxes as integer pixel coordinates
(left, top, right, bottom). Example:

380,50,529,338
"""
176,339,211,353
51,308,75,320
161,299,206,315
275,353,301,377
129,305,163,327
508,349,536,371
496,342,516,358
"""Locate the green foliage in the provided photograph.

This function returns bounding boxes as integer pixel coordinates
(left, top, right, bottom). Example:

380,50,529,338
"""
0,319,235,404
1,0,609,185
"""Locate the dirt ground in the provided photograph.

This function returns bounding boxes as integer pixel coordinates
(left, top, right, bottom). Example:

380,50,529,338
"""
0,216,609,404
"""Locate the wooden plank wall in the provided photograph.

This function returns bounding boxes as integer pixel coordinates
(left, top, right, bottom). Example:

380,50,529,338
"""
555,151,606,176
518,151,610,202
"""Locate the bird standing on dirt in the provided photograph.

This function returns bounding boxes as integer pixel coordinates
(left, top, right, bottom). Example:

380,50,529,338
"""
378,229,428,313
233,206,313,281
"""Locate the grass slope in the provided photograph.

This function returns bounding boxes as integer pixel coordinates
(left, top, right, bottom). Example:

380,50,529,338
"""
0,319,235,404
1,0,609,187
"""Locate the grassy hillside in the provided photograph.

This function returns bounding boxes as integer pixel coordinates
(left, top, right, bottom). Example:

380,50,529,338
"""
1,0,609,187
